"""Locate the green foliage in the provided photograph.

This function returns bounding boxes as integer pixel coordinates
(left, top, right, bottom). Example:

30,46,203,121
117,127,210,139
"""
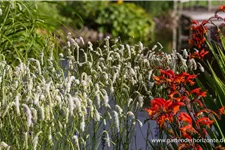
195,30,225,138
0,1,60,64
96,3,154,42
57,0,109,26
133,1,173,16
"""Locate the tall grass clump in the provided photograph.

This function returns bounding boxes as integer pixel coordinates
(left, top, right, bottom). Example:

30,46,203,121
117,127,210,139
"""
0,1,60,64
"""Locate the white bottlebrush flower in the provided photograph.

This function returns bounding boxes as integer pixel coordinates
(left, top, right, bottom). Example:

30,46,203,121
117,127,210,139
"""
80,114,85,132
177,53,188,70
31,107,37,123
34,93,40,106
139,42,143,52
74,97,82,114
188,58,197,70
66,76,75,93
95,91,101,108
138,95,144,108
94,108,101,122
72,135,80,150
101,89,109,106
55,95,62,104
112,71,119,83
45,81,52,98
102,131,111,148
68,94,74,115
48,127,53,145
127,98,133,107
112,111,120,132
0,8,2,16
198,62,204,72
22,104,33,128
28,78,33,94
33,131,42,150
45,105,51,121
182,49,188,59
136,119,143,127
15,93,21,115
115,105,123,115
39,106,45,120
65,107,69,123
127,111,135,120
40,94,45,101
0,141,9,148
79,37,85,45
35,60,42,75
59,53,64,58
157,42,163,51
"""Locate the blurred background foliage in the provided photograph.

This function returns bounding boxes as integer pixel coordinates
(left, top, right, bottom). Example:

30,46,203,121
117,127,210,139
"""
57,0,173,43
95,2,154,42
133,1,173,16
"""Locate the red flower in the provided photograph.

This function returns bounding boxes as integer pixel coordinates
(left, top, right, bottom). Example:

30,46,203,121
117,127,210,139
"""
219,6,225,11
196,144,203,150
193,99,203,107
189,19,208,49
185,74,197,85
218,106,225,115
190,88,201,94
190,88,207,98
179,112,192,124
160,69,175,77
196,117,214,128
199,49,209,58
145,98,184,127
180,125,197,139
190,49,209,59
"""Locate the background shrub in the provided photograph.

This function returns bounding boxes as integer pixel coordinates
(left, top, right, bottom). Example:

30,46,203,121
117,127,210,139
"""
96,3,154,42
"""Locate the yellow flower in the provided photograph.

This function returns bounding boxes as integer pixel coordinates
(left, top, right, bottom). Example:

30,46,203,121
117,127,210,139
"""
117,0,123,4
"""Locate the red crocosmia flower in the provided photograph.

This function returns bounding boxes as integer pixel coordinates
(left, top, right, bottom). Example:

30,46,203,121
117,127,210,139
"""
201,20,208,25
218,106,225,115
196,109,220,119
196,144,203,150
191,88,201,94
219,6,225,11
160,69,175,78
196,117,214,128
145,98,184,117
189,19,208,49
157,114,174,127
185,74,197,85
174,75,185,84
179,112,192,124
199,49,209,58
197,91,207,98
193,99,203,107
190,88,207,98
179,143,203,150
190,49,209,59
153,75,164,84
145,98,184,127
191,20,199,25
169,91,179,99
180,125,197,139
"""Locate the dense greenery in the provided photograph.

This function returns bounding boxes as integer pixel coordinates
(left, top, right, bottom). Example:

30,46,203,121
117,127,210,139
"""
0,2,61,64
96,3,154,42
59,1,154,43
